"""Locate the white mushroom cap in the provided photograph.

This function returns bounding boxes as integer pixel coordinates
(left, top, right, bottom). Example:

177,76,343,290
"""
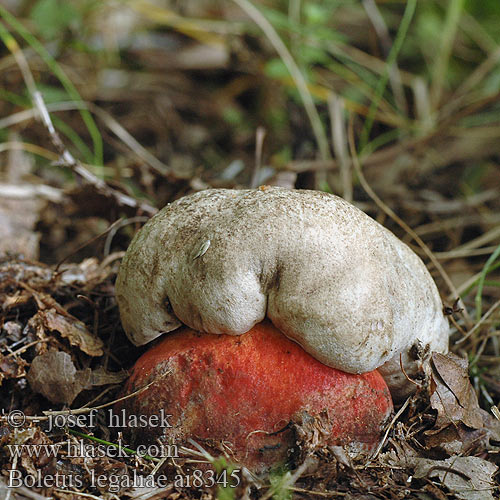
115,187,449,398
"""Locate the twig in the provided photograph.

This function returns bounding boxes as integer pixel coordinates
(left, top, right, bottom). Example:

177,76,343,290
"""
54,218,124,272
0,182,62,202
88,102,171,177
368,396,411,463
53,490,103,500
442,47,500,118
250,126,266,188
0,373,163,424
103,216,149,256
455,262,500,298
0,101,171,177
433,246,500,261
5,339,47,359
456,299,500,345
291,487,346,497
286,130,437,173
399,353,422,391
0,140,59,160
42,370,170,417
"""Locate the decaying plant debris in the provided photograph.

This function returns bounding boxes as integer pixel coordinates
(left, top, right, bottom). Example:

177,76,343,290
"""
0,191,498,500
1,267,500,500
1,0,500,498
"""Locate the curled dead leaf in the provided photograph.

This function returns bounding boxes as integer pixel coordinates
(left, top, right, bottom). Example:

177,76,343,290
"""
413,456,497,500
429,352,483,431
39,308,104,357
27,350,91,405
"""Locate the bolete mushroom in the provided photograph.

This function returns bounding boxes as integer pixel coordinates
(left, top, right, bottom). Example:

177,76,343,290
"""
116,187,449,400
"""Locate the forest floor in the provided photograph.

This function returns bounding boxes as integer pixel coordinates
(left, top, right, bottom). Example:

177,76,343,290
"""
0,1,500,498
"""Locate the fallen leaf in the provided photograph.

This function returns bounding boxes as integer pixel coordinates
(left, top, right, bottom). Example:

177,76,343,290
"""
40,308,104,357
27,350,91,405
0,258,53,282
413,456,497,500
58,257,106,286
432,353,475,409
2,321,23,342
424,417,498,456
429,353,483,431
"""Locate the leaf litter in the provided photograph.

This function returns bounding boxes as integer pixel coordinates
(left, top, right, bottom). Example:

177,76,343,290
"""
1,254,499,498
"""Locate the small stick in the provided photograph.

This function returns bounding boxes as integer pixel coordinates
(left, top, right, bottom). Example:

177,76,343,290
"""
250,126,266,188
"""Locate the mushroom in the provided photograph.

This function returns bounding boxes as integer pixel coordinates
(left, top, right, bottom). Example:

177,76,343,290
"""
118,321,393,471
115,187,449,399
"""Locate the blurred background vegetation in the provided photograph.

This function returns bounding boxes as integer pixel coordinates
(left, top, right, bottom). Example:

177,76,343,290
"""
1,0,499,405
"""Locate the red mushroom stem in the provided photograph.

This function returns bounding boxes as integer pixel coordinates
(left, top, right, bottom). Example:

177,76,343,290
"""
118,321,393,472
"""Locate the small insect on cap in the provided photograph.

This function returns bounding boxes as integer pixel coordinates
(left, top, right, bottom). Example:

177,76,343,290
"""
115,187,450,398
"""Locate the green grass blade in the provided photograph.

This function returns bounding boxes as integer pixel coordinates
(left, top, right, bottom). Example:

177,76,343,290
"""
475,243,500,323
430,0,465,109
69,429,161,462
359,0,417,151
52,115,94,164
0,6,103,165
232,0,330,160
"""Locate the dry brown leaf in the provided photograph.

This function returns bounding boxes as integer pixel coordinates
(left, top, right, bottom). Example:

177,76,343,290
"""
424,417,499,456
429,352,483,431
27,350,91,405
423,482,449,500
413,456,497,500
40,308,104,357
432,353,475,408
